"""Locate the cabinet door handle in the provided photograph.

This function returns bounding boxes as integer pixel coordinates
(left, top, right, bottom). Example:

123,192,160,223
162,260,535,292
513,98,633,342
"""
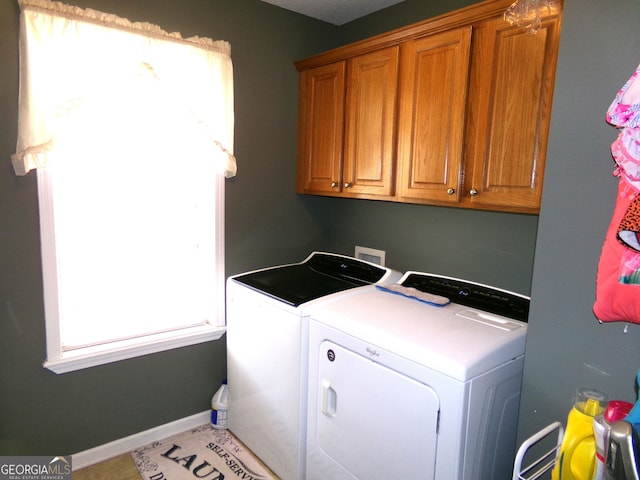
331,182,338,188
469,188,479,196
344,182,353,188
447,188,455,195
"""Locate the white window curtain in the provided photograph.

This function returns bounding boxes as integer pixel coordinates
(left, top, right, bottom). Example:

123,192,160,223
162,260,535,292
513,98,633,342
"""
12,0,235,372
12,0,236,178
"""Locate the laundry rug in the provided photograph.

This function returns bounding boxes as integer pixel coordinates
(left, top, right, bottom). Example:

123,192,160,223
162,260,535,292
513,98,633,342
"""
131,424,279,480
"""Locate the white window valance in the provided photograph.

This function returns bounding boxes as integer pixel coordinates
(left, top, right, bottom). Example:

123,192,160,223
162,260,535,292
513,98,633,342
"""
12,0,236,178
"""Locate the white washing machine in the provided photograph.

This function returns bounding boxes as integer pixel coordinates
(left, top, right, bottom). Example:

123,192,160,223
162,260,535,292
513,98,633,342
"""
226,252,401,480
305,271,530,480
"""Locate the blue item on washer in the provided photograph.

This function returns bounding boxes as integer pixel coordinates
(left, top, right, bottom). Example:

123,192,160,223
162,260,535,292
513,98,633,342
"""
376,284,450,307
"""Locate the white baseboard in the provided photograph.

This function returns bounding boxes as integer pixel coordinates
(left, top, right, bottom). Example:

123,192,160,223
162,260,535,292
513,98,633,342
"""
72,410,210,471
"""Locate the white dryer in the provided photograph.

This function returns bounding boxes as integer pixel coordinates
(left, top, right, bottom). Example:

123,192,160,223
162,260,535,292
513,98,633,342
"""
226,252,401,480
305,271,529,480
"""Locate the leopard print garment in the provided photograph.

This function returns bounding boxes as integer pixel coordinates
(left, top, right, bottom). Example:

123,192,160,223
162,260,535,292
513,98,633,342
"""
618,194,640,251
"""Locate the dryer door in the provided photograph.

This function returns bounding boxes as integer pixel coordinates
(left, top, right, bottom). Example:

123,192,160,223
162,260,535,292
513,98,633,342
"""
309,339,440,480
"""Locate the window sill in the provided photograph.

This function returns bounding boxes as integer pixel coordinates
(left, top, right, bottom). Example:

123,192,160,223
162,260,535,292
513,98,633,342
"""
43,325,226,374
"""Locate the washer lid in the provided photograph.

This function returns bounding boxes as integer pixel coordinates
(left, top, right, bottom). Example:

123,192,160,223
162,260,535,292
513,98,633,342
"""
307,282,528,381
230,252,400,307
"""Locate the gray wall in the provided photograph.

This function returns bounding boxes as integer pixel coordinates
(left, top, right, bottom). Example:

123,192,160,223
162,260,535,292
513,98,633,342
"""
2,0,639,465
321,198,537,293
517,0,640,444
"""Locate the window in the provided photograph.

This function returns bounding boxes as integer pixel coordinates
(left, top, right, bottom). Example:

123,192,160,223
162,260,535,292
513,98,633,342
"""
12,0,236,373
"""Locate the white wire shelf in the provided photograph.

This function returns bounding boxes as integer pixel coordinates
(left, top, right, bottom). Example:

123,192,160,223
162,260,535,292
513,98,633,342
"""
512,421,564,480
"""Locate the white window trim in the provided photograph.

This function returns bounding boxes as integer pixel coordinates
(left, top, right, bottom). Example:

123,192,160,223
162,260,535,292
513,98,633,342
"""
38,167,227,374
43,326,226,374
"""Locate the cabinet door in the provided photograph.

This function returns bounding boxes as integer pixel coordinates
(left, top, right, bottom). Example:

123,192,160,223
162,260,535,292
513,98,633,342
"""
296,62,346,195
396,27,472,204
465,16,561,212
342,47,399,199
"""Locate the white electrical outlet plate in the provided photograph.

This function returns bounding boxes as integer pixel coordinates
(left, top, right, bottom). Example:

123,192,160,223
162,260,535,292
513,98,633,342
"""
354,246,386,266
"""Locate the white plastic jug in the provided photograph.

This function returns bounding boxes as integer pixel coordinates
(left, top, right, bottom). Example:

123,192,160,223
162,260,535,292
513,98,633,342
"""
211,380,228,430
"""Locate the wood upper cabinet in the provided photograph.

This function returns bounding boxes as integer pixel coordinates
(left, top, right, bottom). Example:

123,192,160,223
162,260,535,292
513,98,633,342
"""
463,15,561,212
343,47,399,198
296,47,399,199
396,27,472,204
296,62,346,195
295,0,562,213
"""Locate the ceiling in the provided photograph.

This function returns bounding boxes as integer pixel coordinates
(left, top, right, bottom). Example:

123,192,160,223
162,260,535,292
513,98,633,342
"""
259,0,407,25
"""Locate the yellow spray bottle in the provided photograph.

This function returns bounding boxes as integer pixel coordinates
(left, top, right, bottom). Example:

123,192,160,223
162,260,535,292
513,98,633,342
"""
552,387,609,480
